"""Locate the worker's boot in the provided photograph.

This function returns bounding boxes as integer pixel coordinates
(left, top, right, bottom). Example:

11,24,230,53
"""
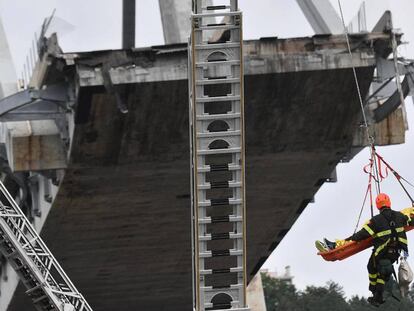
373,290,385,306
315,240,329,252
324,238,336,250
367,296,380,307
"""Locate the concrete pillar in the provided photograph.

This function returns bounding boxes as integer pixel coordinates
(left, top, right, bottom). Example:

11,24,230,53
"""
122,0,136,49
159,0,215,44
0,17,17,98
296,0,343,34
247,273,267,311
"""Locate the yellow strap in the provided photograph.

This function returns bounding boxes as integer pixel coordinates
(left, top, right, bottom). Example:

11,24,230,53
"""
368,273,378,278
374,239,390,257
375,227,404,238
399,237,408,245
377,279,385,285
376,229,391,237
370,281,377,285
363,224,375,236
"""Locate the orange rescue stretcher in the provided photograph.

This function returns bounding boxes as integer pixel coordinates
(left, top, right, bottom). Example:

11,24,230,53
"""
318,208,414,262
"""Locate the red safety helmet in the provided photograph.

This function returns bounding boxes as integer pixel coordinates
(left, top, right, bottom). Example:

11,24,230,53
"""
375,193,391,210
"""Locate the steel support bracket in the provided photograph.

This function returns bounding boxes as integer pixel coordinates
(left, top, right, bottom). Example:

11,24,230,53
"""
0,83,70,122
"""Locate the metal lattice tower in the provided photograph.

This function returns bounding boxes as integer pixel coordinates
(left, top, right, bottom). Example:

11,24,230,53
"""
0,181,93,311
189,1,249,310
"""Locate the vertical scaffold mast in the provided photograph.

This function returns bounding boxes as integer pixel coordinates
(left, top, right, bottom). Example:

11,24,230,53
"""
189,0,249,310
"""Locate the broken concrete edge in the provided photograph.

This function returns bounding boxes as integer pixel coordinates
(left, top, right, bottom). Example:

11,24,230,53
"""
0,27,406,295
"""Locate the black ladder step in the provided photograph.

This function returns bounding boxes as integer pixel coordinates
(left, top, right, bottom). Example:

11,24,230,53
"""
199,215,242,224
206,5,228,10
211,268,231,274
210,198,229,206
206,23,227,27
211,216,229,223
211,249,230,257
211,232,230,240
210,164,229,172
210,181,229,189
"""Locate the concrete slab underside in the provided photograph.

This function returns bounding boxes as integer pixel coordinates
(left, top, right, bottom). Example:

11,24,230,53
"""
8,67,373,311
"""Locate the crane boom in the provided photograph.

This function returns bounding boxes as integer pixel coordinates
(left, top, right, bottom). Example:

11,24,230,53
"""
0,181,92,311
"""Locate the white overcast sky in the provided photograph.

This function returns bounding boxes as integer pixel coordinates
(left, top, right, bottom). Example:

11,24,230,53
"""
0,0,413,299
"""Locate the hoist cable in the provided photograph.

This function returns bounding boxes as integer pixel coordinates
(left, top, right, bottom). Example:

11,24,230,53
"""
337,0,371,136
338,0,384,221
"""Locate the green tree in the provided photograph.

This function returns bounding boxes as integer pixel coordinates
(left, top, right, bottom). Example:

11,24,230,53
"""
261,273,414,311
348,295,372,311
297,282,351,311
261,273,299,311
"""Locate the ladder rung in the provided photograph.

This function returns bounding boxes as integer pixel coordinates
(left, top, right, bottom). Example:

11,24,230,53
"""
199,215,242,224
204,303,249,311
200,266,244,275
199,198,242,207
200,268,230,275
197,147,241,155
197,130,240,138
206,303,232,310
201,283,244,292
196,95,240,103
196,78,240,85
195,42,240,50
211,249,230,257
198,181,242,190
197,164,241,173
193,11,240,18
196,60,240,67
204,5,230,10
26,284,42,294
199,249,243,258
204,300,247,311
199,232,243,241
198,24,239,31
209,164,228,172
210,198,229,206
196,112,240,121
211,232,230,240
211,181,229,189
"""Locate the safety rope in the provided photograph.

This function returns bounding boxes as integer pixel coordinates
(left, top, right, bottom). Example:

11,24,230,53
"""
337,0,384,225
337,0,371,138
371,146,381,195
374,150,414,206
354,152,375,233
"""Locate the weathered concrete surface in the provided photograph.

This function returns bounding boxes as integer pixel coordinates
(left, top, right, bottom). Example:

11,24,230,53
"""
246,273,267,311
6,34,400,310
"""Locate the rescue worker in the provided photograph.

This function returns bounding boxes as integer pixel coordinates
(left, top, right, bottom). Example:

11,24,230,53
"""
320,193,413,306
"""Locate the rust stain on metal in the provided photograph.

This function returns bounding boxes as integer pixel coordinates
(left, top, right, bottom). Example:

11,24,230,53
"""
12,135,67,171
